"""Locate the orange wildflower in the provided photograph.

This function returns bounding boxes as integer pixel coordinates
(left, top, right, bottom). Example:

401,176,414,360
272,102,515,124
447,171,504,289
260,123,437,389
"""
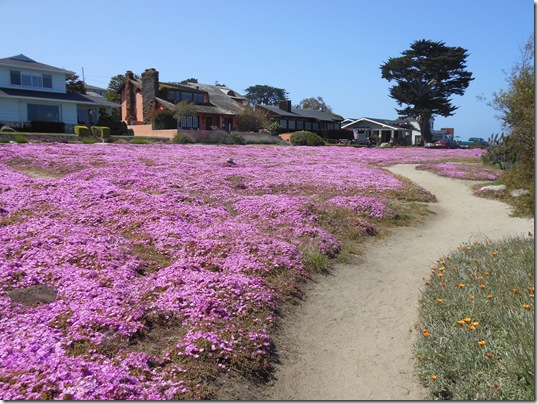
522,304,530,310
431,375,437,381
491,251,497,257
480,284,486,289
456,320,465,326
487,295,493,299
464,317,472,323
437,298,443,303
469,295,475,301
486,353,493,358
513,288,519,294
477,340,487,347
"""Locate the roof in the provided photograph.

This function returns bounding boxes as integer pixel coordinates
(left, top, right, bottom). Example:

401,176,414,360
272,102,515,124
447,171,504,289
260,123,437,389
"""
0,87,120,107
259,105,342,122
0,54,75,75
342,117,416,130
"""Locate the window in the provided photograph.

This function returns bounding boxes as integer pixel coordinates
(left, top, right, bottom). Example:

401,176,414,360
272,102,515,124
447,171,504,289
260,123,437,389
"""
193,93,203,104
179,116,199,129
11,70,53,89
10,70,21,85
296,120,304,130
305,121,312,131
279,119,287,129
181,92,193,102
312,122,319,131
288,120,296,130
28,104,60,121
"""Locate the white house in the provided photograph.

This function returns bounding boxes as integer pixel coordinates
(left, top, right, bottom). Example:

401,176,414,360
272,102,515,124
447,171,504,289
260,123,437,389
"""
342,116,435,145
0,54,118,130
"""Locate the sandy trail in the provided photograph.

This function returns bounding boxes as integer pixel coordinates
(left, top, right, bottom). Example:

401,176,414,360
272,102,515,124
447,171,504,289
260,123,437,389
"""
261,164,534,400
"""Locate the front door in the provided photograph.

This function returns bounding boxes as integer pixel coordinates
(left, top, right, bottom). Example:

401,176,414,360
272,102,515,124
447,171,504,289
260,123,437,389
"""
206,117,212,130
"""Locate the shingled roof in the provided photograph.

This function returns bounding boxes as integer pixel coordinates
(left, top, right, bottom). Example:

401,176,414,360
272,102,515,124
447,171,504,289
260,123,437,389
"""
0,54,75,75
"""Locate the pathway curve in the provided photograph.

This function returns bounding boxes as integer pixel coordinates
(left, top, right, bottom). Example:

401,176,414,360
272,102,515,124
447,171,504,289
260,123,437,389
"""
260,164,534,400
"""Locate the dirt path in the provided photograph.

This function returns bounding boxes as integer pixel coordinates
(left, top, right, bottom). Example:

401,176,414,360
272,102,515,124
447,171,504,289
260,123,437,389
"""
260,164,534,400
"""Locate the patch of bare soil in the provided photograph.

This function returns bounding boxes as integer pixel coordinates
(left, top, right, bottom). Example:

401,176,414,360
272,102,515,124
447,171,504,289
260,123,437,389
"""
7,284,57,306
221,164,533,400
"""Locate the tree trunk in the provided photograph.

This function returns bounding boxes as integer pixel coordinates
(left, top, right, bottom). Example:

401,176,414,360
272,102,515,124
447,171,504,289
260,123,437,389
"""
419,113,432,145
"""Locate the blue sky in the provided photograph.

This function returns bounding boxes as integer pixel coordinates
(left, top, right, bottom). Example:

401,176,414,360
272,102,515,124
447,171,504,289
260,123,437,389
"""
2,0,534,139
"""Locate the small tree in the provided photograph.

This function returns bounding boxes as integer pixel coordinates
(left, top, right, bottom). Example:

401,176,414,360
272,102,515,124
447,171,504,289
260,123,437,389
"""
236,105,269,132
174,101,198,129
66,74,86,94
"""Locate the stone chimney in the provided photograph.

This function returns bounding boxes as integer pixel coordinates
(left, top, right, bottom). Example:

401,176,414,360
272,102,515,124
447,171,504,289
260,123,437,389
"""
124,70,136,123
141,68,159,124
279,99,292,112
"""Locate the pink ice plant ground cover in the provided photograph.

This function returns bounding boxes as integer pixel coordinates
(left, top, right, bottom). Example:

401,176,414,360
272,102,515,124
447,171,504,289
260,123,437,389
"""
0,144,484,399
415,162,501,181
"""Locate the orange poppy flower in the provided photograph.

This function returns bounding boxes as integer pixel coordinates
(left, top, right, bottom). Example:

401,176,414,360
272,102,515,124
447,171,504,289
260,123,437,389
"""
456,320,465,326
469,295,475,301
477,340,486,347
480,284,486,289
464,317,472,323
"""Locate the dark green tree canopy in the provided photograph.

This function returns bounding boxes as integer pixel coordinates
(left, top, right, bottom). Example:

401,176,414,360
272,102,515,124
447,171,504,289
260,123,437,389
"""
66,74,86,94
298,96,333,113
107,73,140,102
244,85,289,106
380,39,473,143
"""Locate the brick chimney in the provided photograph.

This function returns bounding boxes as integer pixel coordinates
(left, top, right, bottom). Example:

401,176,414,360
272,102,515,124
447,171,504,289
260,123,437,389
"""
279,99,292,112
141,68,159,124
124,70,136,123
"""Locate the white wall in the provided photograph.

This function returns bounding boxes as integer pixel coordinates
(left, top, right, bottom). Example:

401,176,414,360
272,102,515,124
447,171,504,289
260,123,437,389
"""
0,65,66,93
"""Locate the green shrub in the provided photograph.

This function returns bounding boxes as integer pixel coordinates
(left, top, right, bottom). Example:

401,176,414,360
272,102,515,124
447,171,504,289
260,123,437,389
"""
268,121,285,135
14,135,29,143
30,121,65,133
131,137,148,144
290,131,307,146
290,131,325,146
151,110,176,130
207,131,232,144
231,132,246,145
74,126,90,137
172,133,194,144
97,112,128,135
81,137,95,144
91,126,111,139
304,131,325,146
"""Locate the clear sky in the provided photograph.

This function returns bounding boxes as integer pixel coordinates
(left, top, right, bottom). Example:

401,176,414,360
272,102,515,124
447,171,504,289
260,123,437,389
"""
2,0,534,139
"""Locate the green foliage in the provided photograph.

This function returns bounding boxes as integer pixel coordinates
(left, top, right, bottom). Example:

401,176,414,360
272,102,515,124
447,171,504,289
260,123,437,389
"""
485,35,534,216
244,84,289,106
231,132,246,145
97,111,128,135
415,236,535,400
268,121,285,135
131,138,148,144
174,101,197,119
151,110,176,130
207,131,232,144
14,135,29,143
236,104,269,132
298,96,333,113
380,39,473,144
65,74,86,94
30,121,65,133
482,133,514,170
289,131,307,146
91,126,111,139
74,126,90,137
290,131,325,146
172,133,194,144
81,137,95,144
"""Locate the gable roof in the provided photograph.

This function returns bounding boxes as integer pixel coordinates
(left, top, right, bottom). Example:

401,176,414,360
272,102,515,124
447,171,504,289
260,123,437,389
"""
259,105,342,122
0,54,75,75
341,117,416,130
